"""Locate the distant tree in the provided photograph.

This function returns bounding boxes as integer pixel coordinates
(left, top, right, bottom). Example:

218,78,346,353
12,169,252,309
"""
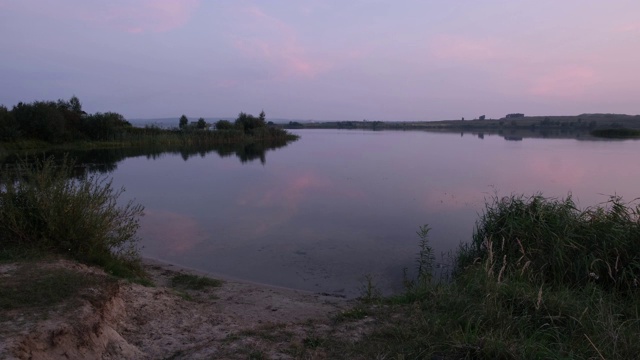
286,121,303,129
479,115,486,120
83,112,131,140
505,113,525,119
11,101,66,142
196,117,207,129
68,95,83,114
179,115,188,129
0,105,19,141
259,110,266,122
235,112,266,133
215,119,233,130
56,96,85,138
461,117,465,121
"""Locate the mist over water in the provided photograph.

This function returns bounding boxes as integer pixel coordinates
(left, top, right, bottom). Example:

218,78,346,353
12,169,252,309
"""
100,130,640,297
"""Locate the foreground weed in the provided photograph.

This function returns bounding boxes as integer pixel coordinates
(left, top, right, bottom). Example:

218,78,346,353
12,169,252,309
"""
170,273,223,290
359,274,382,303
0,156,145,277
0,264,117,310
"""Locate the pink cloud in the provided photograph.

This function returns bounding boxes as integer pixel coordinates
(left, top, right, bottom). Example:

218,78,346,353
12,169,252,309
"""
231,6,331,79
430,34,501,62
529,65,597,98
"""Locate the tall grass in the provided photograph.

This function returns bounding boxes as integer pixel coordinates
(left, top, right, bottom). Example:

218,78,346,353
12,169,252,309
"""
457,194,640,293
328,194,640,359
0,156,144,276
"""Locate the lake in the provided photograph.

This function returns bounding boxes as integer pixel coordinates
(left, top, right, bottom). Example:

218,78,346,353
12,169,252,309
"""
104,129,640,298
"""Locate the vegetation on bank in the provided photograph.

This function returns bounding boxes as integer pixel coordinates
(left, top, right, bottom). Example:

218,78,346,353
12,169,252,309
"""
323,194,640,359
290,113,640,134
591,128,640,139
0,157,144,277
0,97,297,149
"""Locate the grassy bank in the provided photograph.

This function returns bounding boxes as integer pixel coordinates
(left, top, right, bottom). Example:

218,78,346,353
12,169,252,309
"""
322,194,640,359
0,126,298,152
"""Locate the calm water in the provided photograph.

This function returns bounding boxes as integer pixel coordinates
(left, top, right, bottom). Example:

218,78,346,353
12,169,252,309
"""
106,130,640,297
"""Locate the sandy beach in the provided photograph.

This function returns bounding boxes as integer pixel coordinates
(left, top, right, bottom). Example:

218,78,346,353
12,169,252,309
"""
1,257,358,359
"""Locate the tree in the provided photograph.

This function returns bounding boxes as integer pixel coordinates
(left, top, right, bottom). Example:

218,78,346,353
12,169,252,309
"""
259,110,266,122
179,115,188,129
479,115,486,120
196,117,207,130
0,105,19,141
215,119,233,130
83,112,131,140
68,95,83,114
235,112,266,133
11,101,67,142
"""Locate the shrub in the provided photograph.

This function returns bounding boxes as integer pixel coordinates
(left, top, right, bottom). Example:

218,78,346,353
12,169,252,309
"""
456,194,640,293
0,156,144,275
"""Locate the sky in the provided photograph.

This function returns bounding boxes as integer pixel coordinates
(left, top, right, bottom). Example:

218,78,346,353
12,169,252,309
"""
1,1,639,121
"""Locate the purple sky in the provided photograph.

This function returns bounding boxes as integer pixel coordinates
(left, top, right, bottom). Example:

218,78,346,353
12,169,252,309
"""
1,1,639,121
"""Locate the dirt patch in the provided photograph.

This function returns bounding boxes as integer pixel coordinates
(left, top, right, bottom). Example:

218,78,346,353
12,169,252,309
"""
1,258,361,359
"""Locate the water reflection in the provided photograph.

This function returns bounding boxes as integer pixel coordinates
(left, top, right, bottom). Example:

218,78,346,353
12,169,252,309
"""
0,139,295,176
451,127,630,142
4,129,640,298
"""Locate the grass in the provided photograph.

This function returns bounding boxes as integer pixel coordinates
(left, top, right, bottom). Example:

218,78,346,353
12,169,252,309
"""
312,194,640,359
170,273,223,290
0,126,299,151
591,128,640,138
0,261,118,311
0,156,145,278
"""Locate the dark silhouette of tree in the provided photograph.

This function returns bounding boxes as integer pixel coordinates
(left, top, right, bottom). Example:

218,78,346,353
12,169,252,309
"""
179,115,188,129
83,112,132,140
12,101,67,142
235,112,266,133
506,113,525,119
215,120,233,130
259,110,266,122
196,118,207,130
68,95,82,114
0,105,19,141
479,115,486,120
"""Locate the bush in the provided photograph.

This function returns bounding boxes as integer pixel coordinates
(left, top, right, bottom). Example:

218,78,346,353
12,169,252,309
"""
456,194,640,293
0,156,144,275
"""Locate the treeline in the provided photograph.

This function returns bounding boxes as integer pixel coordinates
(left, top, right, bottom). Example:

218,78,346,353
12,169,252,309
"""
0,96,133,143
0,97,297,145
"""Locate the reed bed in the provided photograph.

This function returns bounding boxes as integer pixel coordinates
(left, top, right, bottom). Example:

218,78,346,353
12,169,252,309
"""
325,194,640,359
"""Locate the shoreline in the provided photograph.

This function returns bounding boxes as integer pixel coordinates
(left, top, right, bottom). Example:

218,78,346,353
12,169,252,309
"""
2,257,356,359
142,257,351,300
